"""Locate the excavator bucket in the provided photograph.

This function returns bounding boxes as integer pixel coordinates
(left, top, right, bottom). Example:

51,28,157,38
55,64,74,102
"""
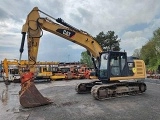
19,72,52,108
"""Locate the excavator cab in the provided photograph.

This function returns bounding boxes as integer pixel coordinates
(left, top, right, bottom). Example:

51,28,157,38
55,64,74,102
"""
98,51,129,83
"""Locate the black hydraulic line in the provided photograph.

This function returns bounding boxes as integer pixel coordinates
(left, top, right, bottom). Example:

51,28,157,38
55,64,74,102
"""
38,9,56,21
91,57,99,77
19,32,26,63
56,18,80,31
92,57,97,69
20,32,26,54
39,9,80,32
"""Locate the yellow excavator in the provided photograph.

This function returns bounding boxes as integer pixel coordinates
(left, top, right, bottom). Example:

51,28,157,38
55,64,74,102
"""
34,61,59,81
2,58,28,84
18,7,146,108
2,58,60,83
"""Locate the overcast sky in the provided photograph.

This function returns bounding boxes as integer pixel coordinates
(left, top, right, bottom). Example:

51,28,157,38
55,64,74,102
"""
0,0,160,63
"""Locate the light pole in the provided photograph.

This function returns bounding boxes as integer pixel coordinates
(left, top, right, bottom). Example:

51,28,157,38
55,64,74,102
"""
68,54,70,62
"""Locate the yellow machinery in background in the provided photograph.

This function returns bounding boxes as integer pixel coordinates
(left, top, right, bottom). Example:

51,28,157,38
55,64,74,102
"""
1,58,28,83
1,58,62,83
35,61,58,81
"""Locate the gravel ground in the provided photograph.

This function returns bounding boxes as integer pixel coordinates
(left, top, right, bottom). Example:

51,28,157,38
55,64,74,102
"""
0,79,160,120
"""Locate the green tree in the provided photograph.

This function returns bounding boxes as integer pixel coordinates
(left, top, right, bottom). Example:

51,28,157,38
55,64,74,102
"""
140,28,160,71
80,51,93,68
152,28,160,70
94,31,121,51
132,49,141,58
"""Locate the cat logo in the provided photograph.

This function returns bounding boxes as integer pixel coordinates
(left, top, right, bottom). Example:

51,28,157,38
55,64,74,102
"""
56,29,75,38
63,30,71,37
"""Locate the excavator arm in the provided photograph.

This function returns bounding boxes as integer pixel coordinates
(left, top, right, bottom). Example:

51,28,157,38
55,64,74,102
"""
19,7,146,108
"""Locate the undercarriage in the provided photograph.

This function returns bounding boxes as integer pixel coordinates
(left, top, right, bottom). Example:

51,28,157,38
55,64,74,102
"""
75,80,146,100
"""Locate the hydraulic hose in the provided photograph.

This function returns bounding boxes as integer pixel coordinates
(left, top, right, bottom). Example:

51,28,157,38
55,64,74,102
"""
19,32,26,61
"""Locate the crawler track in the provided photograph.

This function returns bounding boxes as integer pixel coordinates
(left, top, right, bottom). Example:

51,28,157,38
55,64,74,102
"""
91,82,147,100
76,81,146,100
